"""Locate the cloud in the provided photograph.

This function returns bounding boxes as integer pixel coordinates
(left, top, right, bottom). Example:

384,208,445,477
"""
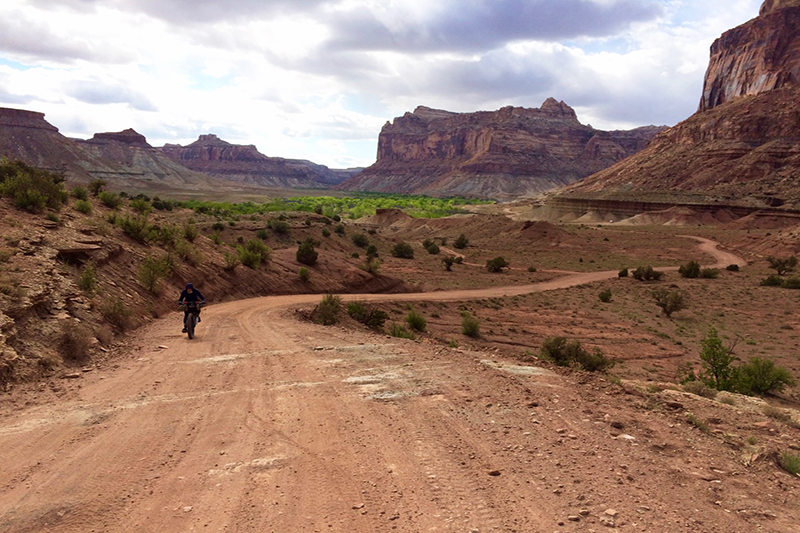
326,0,664,53
62,78,158,112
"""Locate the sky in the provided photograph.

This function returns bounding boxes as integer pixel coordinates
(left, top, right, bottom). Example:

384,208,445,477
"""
0,0,763,169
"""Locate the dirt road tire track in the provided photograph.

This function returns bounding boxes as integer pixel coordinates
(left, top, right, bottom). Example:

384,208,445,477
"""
3,238,795,532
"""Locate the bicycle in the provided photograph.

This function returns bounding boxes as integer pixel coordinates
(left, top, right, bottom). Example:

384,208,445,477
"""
180,302,204,339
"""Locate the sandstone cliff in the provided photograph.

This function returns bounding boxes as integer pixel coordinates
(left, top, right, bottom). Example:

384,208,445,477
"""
339,99,663,200
160,134,359,189
558,1,800,210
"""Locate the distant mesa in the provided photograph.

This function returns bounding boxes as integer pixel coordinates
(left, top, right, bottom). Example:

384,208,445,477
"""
551,0,800,216
338,98,664,201
89,128,151,148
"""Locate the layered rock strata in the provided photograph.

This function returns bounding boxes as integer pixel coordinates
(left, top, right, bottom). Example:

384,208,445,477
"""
339,99,664,200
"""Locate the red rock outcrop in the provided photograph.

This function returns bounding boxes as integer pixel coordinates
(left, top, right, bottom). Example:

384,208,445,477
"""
557,2,800,211
338,99,664,200
160,134,359,189
700,1,800,111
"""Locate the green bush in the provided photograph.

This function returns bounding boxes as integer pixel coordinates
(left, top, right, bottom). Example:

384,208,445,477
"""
78,262,98,294
174,239,201,266
365,244,378,258
98,191,122,209
212,221,225,232
442,256,456,271
632,265,664,281
298,267,310,282
779,452,800,476
618,268,629,278
736,357,795,395
726,264,739,272
682,380,718,399
322,228,331,238
453,234,469,249
223,251,240,270
761,274,784,287
405,307,427,332
183,222,199,242
314,294,341,325
652,288,687,318
782,277,800,289
599,288,612,303
767,256,797,275
528,266,537,273
346,302,388,330
425,243,440,255
101,296,133,331
700,268,720,279
486,256,509,273
256,228,269,240
359,258,381,275
461,311,480,338
138,255,172,293
388,323,414,339
88,179,106,197
351,233,369,247
156,224,179,247
540,336,614,372
238,239,270,268
698,327,736,391
120,215,152,244
130,198,152,215
0,160,66,213
334,223,345,235
296,238,319,265
74,199,92,214
678,260,701,278
151,197,174,211
71,185,89,200
391,242,414,259
271,220,290,234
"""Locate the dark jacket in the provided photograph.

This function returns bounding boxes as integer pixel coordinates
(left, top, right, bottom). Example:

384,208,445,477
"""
179,288,206,307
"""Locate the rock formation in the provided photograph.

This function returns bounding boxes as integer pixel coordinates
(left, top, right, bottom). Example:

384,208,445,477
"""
160,134,359,189
339,99,663,200
557,1,800,211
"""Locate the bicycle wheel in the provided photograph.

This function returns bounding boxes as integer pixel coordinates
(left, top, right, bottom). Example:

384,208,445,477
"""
187,313,195,339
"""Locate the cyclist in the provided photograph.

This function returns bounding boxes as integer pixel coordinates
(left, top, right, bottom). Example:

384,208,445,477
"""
178,283,206,332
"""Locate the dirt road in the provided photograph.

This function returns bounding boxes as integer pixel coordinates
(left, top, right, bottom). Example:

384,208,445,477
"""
2,238,796,532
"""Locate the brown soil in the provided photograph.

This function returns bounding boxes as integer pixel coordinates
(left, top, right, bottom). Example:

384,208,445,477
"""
1,238,798,532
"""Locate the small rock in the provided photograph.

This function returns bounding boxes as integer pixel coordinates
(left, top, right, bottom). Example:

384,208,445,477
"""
604,509,618,517
579,509,590,516
665,401,684,409
610,421,624,429
567,515,581,522
183,506,193,513
488,470,501,476
157,345,168,350
64,373,81,379
352,503,365,510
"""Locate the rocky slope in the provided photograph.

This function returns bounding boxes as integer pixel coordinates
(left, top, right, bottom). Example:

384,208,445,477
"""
339,99,664,201
557,1,800,210
160,134,360,189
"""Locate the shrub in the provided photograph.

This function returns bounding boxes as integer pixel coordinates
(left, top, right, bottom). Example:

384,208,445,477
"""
359,258,381,275
58,323,93,363
726,264,739,272
700,268,720,279
322,228,331,238
442,256,456,271
130,198,152,215
391,242,414,259
138,255,172,293
539,336,614,371
486,256,509,273
351,252,359,259
238,239,270,268
678,260,701,278
256,228,269,240
453,234,469,249
736,357,795,395
314,294,341,325
101,297,132,331
0,160,66,213
461,311,480,338
632,265,664,281
388,323,414,339
346,302,389,330
422,239,435,248
120,215,152,244
298,267,310,282
782,277,800,289
88,179,106,197
296,238,319,265
271,220,290,235
156,224,179,247
151,198,174,211
426,243,440,255
760,274,783,287
405,307,427,332
779,452,800,476
599,288,612,303
74,199,92,214
334,223,345,235
78,262,98,294
618,268,629,278
454,256,463,264
365,244,378,258
767,256,797,275
528,266,537,273
98,191,123,209
212,221,225,232
223,251,240,270
682,380,718,399
183,222,199,242
351,233,369,248
698,327,736,391
652,288,687,318
71,185,88,200
174,239,201,266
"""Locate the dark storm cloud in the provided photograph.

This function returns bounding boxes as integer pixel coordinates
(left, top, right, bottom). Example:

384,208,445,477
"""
327,0,664,53
63,79,157,112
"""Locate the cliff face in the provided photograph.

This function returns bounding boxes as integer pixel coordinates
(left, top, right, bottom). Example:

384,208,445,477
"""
700,1,800,111
160,134,359,188
339,99,663,200
560,2,800,209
